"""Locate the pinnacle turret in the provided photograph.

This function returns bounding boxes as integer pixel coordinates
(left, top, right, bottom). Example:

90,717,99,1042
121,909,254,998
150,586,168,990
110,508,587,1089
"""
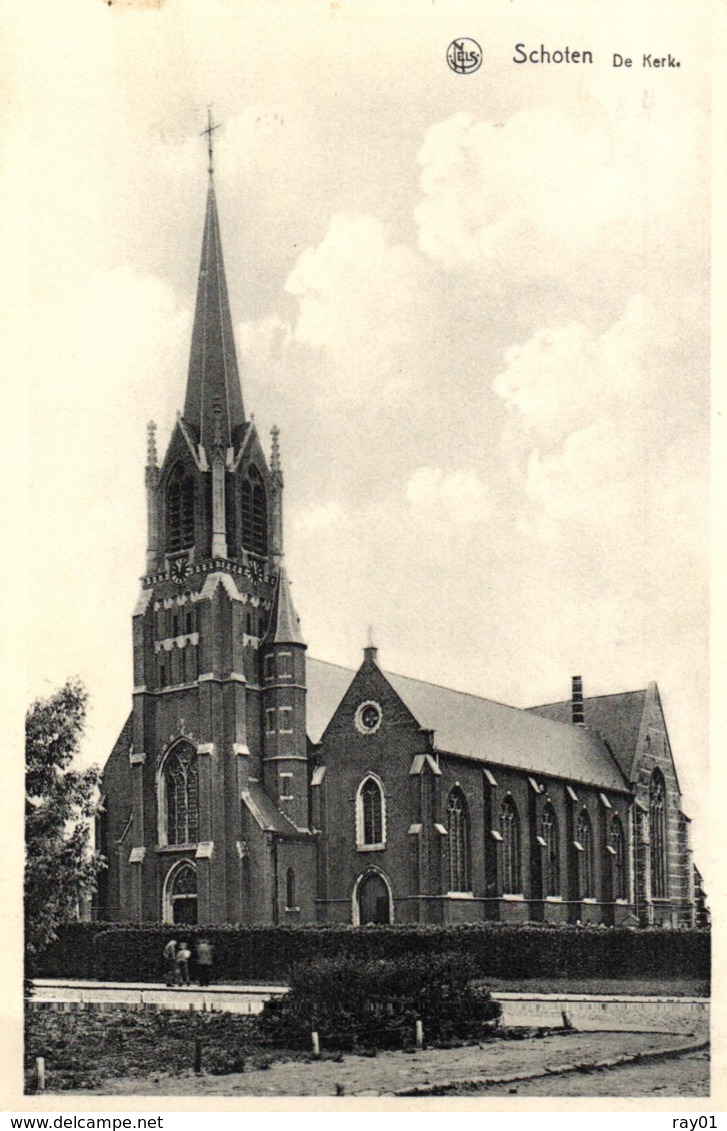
267,566,305,646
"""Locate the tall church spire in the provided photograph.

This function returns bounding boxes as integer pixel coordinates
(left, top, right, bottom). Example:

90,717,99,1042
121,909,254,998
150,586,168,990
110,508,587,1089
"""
183,119,246,453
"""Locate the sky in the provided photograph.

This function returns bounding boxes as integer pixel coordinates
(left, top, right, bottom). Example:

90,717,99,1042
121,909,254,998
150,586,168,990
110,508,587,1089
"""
7,0,714,882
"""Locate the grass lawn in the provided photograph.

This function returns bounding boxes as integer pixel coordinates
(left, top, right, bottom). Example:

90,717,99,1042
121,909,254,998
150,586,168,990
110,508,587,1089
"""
479,976,709,997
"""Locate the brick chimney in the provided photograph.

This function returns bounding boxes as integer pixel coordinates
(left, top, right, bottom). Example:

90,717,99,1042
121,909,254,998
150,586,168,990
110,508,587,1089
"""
572,675,585,725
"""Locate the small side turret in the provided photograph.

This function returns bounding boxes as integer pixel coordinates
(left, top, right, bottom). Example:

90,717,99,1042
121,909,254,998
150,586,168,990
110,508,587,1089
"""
261,567,308,829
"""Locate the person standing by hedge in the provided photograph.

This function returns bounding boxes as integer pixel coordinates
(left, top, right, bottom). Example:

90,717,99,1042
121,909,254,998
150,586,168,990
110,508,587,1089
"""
163,938,177,987
196,938,214,987
176,940,191,986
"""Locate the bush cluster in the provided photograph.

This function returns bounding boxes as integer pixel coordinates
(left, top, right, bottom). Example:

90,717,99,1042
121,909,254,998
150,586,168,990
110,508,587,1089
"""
35,921,710,985
261,952,501,1049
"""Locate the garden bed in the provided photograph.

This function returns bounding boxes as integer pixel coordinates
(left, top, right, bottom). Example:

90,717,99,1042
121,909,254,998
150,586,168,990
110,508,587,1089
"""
24,1009,287,1092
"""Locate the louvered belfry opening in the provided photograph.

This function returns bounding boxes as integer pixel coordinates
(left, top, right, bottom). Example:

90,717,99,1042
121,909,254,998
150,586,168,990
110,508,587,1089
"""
167,465,195,552
241,465,268,556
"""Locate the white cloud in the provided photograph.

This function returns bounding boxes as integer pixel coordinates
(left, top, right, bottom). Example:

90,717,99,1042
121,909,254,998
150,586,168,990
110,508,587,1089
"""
414,105,706,292
26,267,191,734
285,212,428,400
490,295,707,664
293,500,352,540
237,313,292,379
415,109,621,275
406,467,492,526
492,296,658,446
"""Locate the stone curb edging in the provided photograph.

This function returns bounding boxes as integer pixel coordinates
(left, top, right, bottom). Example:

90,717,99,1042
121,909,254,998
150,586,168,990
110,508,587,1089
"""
394,1036,710,1097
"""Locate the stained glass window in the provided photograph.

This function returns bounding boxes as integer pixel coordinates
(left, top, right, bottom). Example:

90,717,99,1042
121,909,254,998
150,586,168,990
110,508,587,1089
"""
542,803,560,897
577,808,595,898
650,770,668,898
500,797,521,894
360,777,384,846
164,742,199,846
447,789,470,892
611,815,627,900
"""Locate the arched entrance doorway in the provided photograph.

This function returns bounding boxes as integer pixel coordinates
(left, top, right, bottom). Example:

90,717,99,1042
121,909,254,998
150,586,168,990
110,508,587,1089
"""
163,859,198,925
353,869,393,925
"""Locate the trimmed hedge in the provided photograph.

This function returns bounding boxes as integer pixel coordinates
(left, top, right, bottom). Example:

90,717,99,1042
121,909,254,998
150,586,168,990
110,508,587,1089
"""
35,921,710,984
30,922,111,980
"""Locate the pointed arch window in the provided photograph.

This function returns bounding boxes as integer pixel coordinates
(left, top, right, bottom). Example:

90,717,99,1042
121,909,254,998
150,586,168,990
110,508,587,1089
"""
167,464,195,552
163,859,198,925
500,797,521,894
542,803,560,897
161,741,199,846
611,814,627,901
225,472,237,553
650,769,668,898
241,466,268,557
356,775,386,850
286,867,297,911
447,788,470,893
576,808,595,898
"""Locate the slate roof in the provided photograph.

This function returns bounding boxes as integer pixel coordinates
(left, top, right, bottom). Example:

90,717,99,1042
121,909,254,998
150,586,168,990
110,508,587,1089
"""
527,690,647,784
305,658,631,793
267,566,305,646
306,657,356,744
241,782,309,838
183,179,246,451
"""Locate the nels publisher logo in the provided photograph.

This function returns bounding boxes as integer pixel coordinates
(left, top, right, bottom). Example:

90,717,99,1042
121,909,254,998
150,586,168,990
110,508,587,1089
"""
447,38,483,74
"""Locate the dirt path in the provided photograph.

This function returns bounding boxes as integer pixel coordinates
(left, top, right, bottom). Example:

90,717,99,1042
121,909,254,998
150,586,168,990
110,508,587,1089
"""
480,1049,709,1097
71,1030,706,1097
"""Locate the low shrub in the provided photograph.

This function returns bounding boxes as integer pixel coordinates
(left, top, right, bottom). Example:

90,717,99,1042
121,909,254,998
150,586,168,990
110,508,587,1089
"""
261,952,501,1050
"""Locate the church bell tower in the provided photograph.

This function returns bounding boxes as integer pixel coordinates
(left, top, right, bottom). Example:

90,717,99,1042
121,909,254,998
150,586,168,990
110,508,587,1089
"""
116,118,315,926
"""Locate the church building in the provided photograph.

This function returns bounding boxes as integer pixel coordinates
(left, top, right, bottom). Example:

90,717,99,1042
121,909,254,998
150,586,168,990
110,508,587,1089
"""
97,157,701,932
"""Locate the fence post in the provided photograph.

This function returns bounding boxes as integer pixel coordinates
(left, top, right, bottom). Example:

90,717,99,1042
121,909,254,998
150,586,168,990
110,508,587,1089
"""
311,1030,320,1058
36,1057,45,1093
415,1019,424,1049
194,1039,202,1074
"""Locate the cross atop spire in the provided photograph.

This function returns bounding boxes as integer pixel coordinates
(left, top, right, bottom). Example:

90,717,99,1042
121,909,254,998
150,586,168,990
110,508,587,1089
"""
200,107,220,177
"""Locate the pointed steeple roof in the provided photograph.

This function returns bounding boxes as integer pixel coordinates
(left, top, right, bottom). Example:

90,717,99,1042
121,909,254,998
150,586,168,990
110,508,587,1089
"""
267,566,306,646
183,178,246,452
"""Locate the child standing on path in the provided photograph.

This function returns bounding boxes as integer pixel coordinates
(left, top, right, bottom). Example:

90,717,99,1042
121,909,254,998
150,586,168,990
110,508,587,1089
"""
176,940,191,986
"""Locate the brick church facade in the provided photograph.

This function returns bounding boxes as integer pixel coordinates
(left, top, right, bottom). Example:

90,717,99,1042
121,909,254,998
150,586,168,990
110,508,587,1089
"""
97,167,702,931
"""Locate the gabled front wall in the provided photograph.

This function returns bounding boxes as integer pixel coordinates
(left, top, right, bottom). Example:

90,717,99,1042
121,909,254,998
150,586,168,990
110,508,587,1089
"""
632,685,695,927
315,658,635,926
314,658,427,923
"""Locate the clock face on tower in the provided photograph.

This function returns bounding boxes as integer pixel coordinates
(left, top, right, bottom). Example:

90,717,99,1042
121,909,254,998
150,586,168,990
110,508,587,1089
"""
169,557,189,585
248,559,264,586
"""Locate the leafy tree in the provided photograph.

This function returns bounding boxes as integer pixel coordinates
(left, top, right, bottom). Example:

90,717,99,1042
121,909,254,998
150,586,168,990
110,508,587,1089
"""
25,679,103,973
